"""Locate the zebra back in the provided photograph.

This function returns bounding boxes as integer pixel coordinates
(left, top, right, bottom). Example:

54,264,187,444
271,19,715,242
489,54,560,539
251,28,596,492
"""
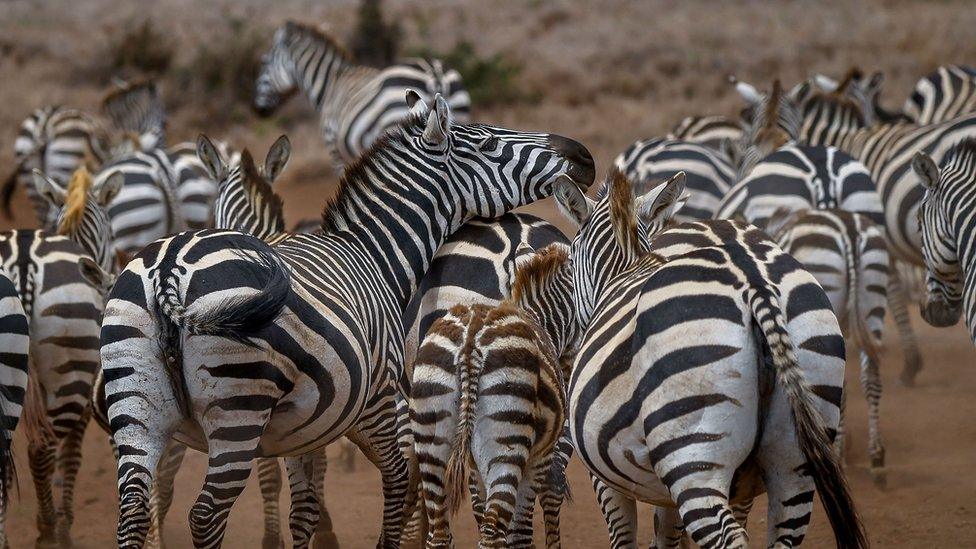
668,115,744,152
905,64,976,125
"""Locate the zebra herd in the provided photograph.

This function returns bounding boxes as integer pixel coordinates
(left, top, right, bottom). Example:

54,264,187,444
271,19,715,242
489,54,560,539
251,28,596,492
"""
1,16,976,549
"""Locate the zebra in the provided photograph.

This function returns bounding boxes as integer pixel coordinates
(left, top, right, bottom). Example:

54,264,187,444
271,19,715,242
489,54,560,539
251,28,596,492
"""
765,207,890,487
0,271,30,549
98,94,593,548
612,137,734,221
552,169,866,548
667,115,744,153
800,85,976,385
912,140,976,343
412,243,578,548
0,166,115,545
811,69,909,125
904,65,976,125
101,78,167,151
254,21,470,173
3,106,112,226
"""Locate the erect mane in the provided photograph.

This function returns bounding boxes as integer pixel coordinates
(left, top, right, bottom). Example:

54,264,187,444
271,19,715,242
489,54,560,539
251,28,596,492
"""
606,168,641,253
59,165,93,235
511,244,570,302
319,112,427,232
754,79,791,149
283,21,352,61
832,67,864,97
239,149,285,227
947,137,976,164
100,78,157,110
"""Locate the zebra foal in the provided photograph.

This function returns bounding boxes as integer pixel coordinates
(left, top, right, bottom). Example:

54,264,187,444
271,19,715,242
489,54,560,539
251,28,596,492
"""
412,243,577,548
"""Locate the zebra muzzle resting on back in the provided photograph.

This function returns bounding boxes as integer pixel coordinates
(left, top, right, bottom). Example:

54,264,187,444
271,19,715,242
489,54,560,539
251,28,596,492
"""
254,21,470,173
552,168,866,548
412,242,578,548
766,207,890,487
912,141,976,343
99,93,593,548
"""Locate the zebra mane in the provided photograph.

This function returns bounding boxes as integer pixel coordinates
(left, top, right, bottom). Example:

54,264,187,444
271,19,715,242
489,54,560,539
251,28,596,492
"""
832,67,864,96
803,85,866,125
510,243,570,303
239,149,286,231
320,113,427,232
284,21,352,61
59,165,93,236
947,137,976,164
753,79,791,149
606,169,643,255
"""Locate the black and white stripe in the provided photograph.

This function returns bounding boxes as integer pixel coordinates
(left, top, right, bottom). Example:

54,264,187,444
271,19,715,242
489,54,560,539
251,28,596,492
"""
612,138,734,221
766,207,890,487
912,140,976,343
667,115,744,153
0,271,30,549
553,169,866,548
100,96,593,548
904,65,976,125
255,21,470,172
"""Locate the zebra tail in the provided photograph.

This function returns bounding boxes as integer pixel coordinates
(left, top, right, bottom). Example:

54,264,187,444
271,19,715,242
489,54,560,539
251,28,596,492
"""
0,395,15,507
845,231,882,366
444,330,481,516
748,288,868,549
154,246,291,349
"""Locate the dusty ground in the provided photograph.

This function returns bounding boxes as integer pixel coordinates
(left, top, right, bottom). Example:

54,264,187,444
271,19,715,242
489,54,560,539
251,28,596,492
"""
3,0,976,546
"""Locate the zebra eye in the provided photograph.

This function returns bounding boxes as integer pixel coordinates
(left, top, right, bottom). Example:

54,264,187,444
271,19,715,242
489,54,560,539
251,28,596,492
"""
479,136,499,151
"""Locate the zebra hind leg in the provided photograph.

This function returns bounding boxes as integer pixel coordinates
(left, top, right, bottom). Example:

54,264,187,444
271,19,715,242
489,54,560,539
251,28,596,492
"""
859,348,886,488
651,507,686,549
54,414,88,546
145,440,188,549
286,454,322,549
346,387,410,549
309,450,340,549
540,429,574,549
28,435,58,547
256,458,285,549
889,264,923,386
506,457,550,548
590,475,638,549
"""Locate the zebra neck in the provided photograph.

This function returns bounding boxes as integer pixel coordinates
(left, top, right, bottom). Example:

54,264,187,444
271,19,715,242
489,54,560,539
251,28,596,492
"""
291,41,354,112
324,166,458,309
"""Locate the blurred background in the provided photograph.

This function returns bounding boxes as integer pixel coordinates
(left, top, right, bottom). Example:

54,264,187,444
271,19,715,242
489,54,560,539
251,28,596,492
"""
1,0,975,546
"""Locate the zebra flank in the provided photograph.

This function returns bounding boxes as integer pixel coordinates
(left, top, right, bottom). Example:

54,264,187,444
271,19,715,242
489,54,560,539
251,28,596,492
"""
0,270,29,541
914,140,976,342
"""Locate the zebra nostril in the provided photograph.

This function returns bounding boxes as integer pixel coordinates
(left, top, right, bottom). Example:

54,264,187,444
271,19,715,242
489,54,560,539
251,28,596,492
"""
548,135,595,188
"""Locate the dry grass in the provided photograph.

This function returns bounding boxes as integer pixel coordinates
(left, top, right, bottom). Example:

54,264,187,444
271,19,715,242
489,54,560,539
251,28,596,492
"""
2,0,976,223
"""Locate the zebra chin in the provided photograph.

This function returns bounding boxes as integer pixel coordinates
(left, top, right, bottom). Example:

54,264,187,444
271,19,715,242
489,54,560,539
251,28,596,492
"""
921,296,963,327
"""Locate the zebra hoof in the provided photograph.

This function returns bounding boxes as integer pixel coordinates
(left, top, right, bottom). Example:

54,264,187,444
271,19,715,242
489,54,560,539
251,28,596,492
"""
312,530,341,549
870,468,887,490
900,358,922,387
261,533,285,549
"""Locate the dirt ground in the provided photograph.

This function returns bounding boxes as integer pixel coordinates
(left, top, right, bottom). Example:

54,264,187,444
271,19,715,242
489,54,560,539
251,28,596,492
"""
3,0,976,546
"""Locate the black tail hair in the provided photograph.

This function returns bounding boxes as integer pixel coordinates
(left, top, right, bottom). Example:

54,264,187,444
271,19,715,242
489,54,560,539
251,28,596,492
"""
749,288,869,549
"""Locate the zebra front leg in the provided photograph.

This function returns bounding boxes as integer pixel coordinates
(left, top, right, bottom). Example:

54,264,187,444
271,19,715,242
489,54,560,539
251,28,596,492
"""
256,458,285,549
347,388,410,548
889,263,923,386
859,349,886,488
309,450,340,549
55,414,88,546
590,475,638,549
285,454,320,549
146,440,188,549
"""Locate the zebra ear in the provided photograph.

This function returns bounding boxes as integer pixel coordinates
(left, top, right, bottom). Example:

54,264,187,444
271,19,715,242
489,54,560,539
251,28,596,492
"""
788,81,812,105
423,94,452,146
813,74,838,92
263,135,291,183
94,170,124,206
636,171,686,225
406,90,428,116
513,244,537,274
912,151,940,191
734,80,761,105
197,134,227,182
553,175,594,228
867,71,884,93
78,256,114,293
32,169,67,207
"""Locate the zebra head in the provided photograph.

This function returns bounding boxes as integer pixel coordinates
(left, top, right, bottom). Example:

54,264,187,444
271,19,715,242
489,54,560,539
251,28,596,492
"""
733,79,803,179
554,169,687,324
198,134,289,240
379,92,595,224
33,165,122,274
913,148,967,327
511,242,580,362
254,23,304,117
